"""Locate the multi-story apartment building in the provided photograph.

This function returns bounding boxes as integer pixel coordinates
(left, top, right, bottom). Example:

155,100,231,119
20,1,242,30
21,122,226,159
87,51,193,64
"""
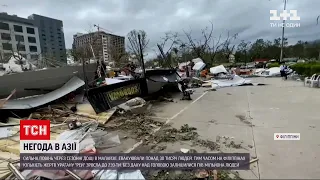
0,12,67,64
28,14,66,64
0,12,41,62
72,31,125,65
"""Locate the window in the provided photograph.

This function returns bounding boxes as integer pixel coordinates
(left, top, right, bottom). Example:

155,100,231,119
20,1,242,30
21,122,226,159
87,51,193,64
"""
30,55,38,60
4,53,12,59
28,37,36,43
13,25,23,32
42,34,46,37
15,35,24,42
60,48,63,51
0,22,9,30
27,27,35,34
16,44,26,51
21,54,27,59
2,43,12,50
29,46,37,52
1,33,11,41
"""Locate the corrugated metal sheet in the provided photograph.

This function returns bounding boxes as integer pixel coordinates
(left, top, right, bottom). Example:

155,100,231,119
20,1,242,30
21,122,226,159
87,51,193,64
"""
0,76,84,109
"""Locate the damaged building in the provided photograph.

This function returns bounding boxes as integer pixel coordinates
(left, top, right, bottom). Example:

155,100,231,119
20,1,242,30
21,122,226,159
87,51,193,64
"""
0,12,67,64
72,31,125,66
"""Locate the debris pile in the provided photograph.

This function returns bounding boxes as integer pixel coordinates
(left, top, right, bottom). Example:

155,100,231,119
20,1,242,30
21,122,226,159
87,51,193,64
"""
0,53,36,76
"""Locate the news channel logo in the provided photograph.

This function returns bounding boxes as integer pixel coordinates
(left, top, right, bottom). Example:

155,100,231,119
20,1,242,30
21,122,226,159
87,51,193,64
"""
274,133,300,140
270,10,301,28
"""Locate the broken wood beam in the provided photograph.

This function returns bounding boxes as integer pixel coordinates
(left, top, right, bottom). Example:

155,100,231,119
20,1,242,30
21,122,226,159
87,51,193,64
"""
0,89,16,108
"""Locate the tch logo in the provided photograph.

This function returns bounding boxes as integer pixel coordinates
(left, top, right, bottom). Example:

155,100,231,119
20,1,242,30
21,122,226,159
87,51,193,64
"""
20,120,50,140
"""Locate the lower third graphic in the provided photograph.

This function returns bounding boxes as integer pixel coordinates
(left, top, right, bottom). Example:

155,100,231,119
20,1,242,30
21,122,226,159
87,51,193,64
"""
274,133,300,140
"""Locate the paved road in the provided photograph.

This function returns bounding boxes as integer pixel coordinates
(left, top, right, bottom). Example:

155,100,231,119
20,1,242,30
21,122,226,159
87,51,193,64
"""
150,77,320,179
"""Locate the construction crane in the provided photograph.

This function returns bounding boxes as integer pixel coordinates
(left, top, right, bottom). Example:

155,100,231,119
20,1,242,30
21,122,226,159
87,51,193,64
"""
93,24,112,33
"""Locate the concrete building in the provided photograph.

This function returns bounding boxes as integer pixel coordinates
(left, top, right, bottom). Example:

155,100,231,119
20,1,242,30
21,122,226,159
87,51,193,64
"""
0,12,41,62
73,31,125,65
28,14,66,64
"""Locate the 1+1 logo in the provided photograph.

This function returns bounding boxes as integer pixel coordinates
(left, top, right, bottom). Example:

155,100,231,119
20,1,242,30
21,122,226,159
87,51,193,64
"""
270,10,301,28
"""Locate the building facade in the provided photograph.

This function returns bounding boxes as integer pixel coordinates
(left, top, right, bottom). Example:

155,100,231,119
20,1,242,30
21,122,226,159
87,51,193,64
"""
28,14,66,64
0,13,41,62
73,31,125,65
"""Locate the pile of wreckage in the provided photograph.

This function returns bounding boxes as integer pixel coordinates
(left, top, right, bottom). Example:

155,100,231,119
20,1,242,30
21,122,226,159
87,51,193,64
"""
0,55,187,179
177,58,265,89
0,77,157,179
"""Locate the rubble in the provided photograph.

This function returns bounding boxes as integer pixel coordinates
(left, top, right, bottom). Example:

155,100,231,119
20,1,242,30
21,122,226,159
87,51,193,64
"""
235,115,253,127
0,65,253,180
194,139,221,151
0,53,36,76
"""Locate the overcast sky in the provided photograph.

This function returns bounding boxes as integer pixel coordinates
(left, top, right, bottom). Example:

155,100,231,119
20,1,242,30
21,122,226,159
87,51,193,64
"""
1,0,320,59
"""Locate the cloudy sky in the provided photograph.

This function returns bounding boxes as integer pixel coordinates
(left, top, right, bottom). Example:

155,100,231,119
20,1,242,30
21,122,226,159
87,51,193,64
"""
1,0,320,58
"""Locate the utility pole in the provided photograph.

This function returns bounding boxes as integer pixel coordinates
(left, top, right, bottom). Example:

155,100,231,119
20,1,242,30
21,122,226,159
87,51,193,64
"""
280,0,287,62
138,34,146,78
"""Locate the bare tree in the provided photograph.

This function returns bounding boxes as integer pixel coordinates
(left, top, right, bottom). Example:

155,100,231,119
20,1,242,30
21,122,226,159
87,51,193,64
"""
108,43,129,67
158,32,180,55
156,32,181,67
183,21,238,64
127,30,149,60
183,22,214,59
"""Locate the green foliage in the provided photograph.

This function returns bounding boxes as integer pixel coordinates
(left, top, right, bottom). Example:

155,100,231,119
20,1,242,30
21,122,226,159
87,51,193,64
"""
267,63,280,68
291,62,320,77
235,38,320,62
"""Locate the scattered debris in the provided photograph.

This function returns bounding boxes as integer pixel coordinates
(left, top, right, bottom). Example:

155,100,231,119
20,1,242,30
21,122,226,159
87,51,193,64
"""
144,170,195,180
235,115,253,126
68,120,82,130
250,158,259,164
226,141,242,149
195,169,209,178
209,119,217,124
204,88,217,92
213,170,218,180
180,148,190,153
227,93,232,95
107,115,164,140
118,97,148,114
218,170,243,180
0,89,16,108
194,139,220,151
158,96,174,102
0,77,85,110
216,135,221,142
248,145,253,148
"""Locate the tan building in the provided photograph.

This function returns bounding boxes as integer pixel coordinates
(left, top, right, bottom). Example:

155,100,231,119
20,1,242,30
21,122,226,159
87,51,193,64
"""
72,31,125,65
